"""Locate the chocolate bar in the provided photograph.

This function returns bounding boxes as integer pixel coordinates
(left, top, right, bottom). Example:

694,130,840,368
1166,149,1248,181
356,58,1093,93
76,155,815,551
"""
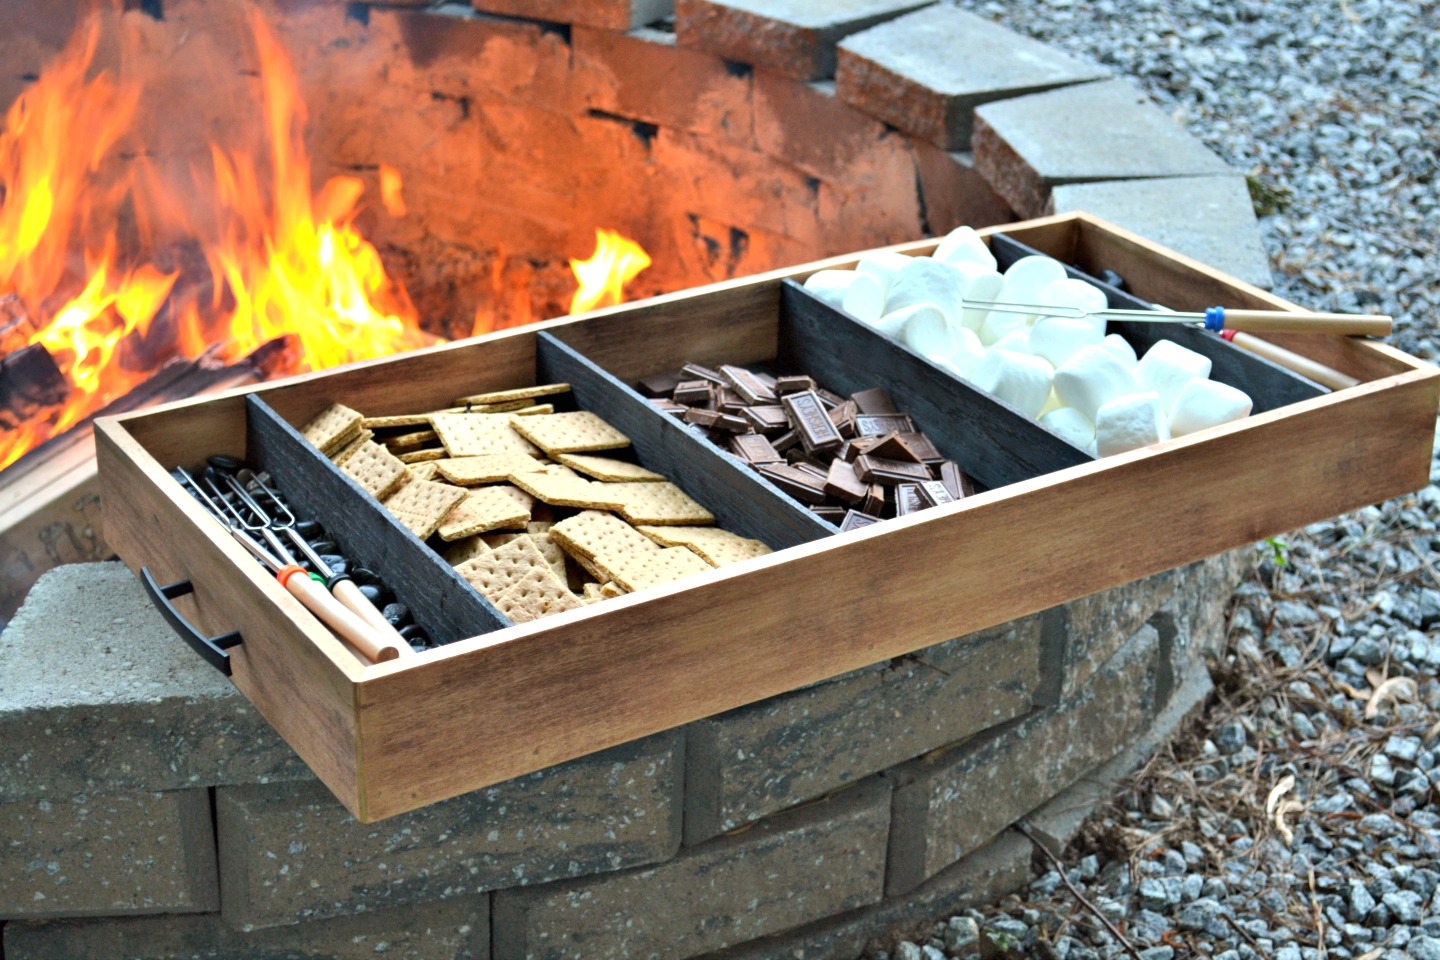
742,405,790,433
681,363,726,385
839,510,882,532
774,375,816,395
860,483,886,517
938,461,975,499
854,414,917,437
855,455,931,484
918,479,956,507
782,390,843,454
638,370,683,398
673,380,711,405
850,387,898,415
895,483,925,516
758,463,829,505
822,459,867,505
720,364,777,405
731,433,784,465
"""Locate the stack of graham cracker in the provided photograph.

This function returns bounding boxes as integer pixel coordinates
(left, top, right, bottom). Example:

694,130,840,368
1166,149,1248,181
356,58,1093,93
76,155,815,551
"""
298,384,771,624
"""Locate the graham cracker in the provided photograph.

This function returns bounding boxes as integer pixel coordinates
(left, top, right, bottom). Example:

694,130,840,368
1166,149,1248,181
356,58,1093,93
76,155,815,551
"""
361,413,433,429
455,383,571,406
556,453,665,483
395,447,448,464
406,461,441,482
510,411,630,454
607,482,715,525
459,399,533,414
529,531,570,583
431,413,540,457
600,582,625,598
550,511,661,564
511,404,555,417
454,535,553,600
491,566,583,623
381,478,468,539
581,582,606,603
436,486,532,541
436,453,545,486
301,403,364,455
329,429,373,466
509,472,628,510
636,525,772,567
480,532,524,549
341,441,409,499
604,545,712,592
384,428,437,451
494,484,535,514
443,536,490,566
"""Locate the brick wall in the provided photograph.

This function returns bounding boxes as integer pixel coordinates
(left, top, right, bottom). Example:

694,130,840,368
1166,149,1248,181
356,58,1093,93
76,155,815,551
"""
0,549,1249,956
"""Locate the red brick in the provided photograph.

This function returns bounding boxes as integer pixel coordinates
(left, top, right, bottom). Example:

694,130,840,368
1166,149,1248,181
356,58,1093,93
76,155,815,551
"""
910,139,1014,233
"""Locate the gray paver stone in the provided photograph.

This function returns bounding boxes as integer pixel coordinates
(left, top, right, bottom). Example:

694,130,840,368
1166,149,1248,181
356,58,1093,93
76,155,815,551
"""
471,0,674,32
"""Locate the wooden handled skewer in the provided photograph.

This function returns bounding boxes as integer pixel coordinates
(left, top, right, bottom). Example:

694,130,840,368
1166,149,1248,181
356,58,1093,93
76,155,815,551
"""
964,300,1394,338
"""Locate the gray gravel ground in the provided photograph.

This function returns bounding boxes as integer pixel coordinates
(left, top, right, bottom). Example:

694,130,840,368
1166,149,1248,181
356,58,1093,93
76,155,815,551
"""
874,3,1440,960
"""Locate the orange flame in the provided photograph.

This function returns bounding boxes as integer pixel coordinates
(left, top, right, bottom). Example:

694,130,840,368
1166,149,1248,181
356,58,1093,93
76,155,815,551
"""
570,229,652,314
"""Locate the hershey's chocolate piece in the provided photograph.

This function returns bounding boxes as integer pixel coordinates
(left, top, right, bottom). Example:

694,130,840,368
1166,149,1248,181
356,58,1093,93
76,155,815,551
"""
758,463,829,505
856,454,931,485
850,386,899,415
774,375,816,395
673,380,711,405
754,370,778,389
863,431,922,463
684,407,724,427
919,479,957,507
828,399,858,439
719,364,777,405
860,483,886,517
823,459,867,505
781,390,844,454
839,509,883,532
650,399,689,417
638,369,683,398
742,405,790,433
811,505,847,523
681,362,726,385
793,461,829,482
895,431,945,464
711,412,751,434
815,387,847,409
731,433,784,464
854,413,917,437
938,461,976,499
772,429,801,454
895,483,925,516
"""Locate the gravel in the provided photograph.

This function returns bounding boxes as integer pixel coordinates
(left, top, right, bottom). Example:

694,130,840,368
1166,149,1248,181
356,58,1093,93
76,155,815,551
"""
875,4,1440,960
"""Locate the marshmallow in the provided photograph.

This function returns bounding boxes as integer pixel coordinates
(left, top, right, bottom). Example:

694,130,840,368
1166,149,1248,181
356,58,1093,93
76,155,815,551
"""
1053,345,1140,421
956,267,1004,333
1038,388,1062,418
855,251,913,296
884,257,967,323
1095,391,1171,457
900,305,966,361
989,329,1031,355
1028,316,1104,368
930,326,987,378
996,255,1068,316
979,308,1030,346
1168,378,1254,437
1040,406,1096,450
933,225,998,272
873,302,934,339
803,269,885,323
973,349,1054,418
1035,277,1108,315
1099,333,1138,368
1136,339,1213,414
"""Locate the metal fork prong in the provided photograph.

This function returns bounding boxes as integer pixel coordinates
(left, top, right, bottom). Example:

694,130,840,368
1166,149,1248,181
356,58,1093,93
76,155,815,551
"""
238,469,296,529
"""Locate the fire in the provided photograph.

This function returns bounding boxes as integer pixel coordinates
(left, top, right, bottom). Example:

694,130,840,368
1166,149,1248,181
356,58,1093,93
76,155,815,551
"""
0,7,652,472
570,229,653,314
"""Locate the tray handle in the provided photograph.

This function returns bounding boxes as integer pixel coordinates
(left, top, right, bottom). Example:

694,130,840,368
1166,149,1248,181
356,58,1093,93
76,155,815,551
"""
140,566,243,677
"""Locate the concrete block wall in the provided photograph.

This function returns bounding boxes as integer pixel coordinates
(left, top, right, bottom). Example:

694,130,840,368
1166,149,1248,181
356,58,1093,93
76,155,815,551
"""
0,549,1249,956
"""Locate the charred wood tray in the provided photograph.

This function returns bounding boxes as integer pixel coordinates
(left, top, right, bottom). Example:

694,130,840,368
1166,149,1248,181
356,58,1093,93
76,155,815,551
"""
96,213,1440,821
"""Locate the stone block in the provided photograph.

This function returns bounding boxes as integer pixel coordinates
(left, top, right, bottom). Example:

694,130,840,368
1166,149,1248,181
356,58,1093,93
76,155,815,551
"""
698,830,1031,960
973,79,1233,218
1049,176,1273,289
675,0,934,81
685,613,1045,843
217,731,681,930
492,777,891,960
752,75,900,186
1054,566,1181,703
4,895,488,960
0,563,310,803
836,6,1108,149
886,622,1159,895
1148,549,1251,706
0,789,218,919
471,0,673,32
573,25,754,144
911,142,1014,234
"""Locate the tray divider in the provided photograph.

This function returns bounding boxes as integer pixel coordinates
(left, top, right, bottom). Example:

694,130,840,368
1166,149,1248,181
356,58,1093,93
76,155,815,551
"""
778,282,1093,491
245,394,509,645
534,333,833,549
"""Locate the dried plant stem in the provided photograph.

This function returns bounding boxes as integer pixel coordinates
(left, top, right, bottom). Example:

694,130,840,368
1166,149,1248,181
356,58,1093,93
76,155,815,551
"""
1016,822,1148,960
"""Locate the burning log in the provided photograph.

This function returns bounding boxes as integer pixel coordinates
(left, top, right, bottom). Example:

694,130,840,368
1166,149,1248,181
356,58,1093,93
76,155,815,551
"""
0,344,69,432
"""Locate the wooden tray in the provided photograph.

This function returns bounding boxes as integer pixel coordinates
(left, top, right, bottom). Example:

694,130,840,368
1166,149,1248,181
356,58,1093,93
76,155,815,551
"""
95,213,1440,821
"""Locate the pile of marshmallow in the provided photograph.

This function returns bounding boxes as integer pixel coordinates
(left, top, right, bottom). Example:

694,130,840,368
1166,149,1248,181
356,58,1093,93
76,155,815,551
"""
802,225,1254,457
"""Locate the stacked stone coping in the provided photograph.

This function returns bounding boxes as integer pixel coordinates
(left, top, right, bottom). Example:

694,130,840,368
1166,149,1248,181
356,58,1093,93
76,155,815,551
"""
0,550,1248,956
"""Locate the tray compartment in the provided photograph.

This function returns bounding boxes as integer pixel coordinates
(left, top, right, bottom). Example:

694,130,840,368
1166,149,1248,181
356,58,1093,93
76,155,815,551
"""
246,394,508,644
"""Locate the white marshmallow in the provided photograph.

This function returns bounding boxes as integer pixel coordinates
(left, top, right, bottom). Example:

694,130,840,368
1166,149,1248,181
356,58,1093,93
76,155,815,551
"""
979,308,1030,346
973,349,1054,418
1028,316,1103,368
933,225,998,272
1038,388,1062,418
1035,277,1108,315
1040,406,1096,449
873,302,935,339
803,269,884,322
1095,391,1171,457
1099,333,1138,368
996,255,1068,319
930,326,987,378
901,306,963,358
855,251,913,296
884,257,967,323
989,329,1031,355
956,268,1004,332
1168,378,1254,437
1053,345,1140,422
1136,339,1213,414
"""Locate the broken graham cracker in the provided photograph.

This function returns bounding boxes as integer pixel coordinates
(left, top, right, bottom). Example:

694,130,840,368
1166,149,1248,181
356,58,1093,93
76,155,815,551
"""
301,403,364,456
491,566,584,624
635,525,772,567
509,411,630,455
383,428,438,451
361,413,433,429
454,383,571,406
436,486,532,541
395,448,448,464
442,536,490,566
381,478,468,539
436,453,546,486
340,441,409,499
509,471,629,510
555,453,665,483
607,481,715,526
431,413,540,457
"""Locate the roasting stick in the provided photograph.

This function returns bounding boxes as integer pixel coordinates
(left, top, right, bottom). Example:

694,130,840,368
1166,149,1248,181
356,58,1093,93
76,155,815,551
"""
177,469,405,664
1219,330,1359,390
962,300,1393,337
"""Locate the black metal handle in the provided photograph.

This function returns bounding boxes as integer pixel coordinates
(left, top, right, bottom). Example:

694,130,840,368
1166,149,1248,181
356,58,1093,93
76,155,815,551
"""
139,566,243,676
